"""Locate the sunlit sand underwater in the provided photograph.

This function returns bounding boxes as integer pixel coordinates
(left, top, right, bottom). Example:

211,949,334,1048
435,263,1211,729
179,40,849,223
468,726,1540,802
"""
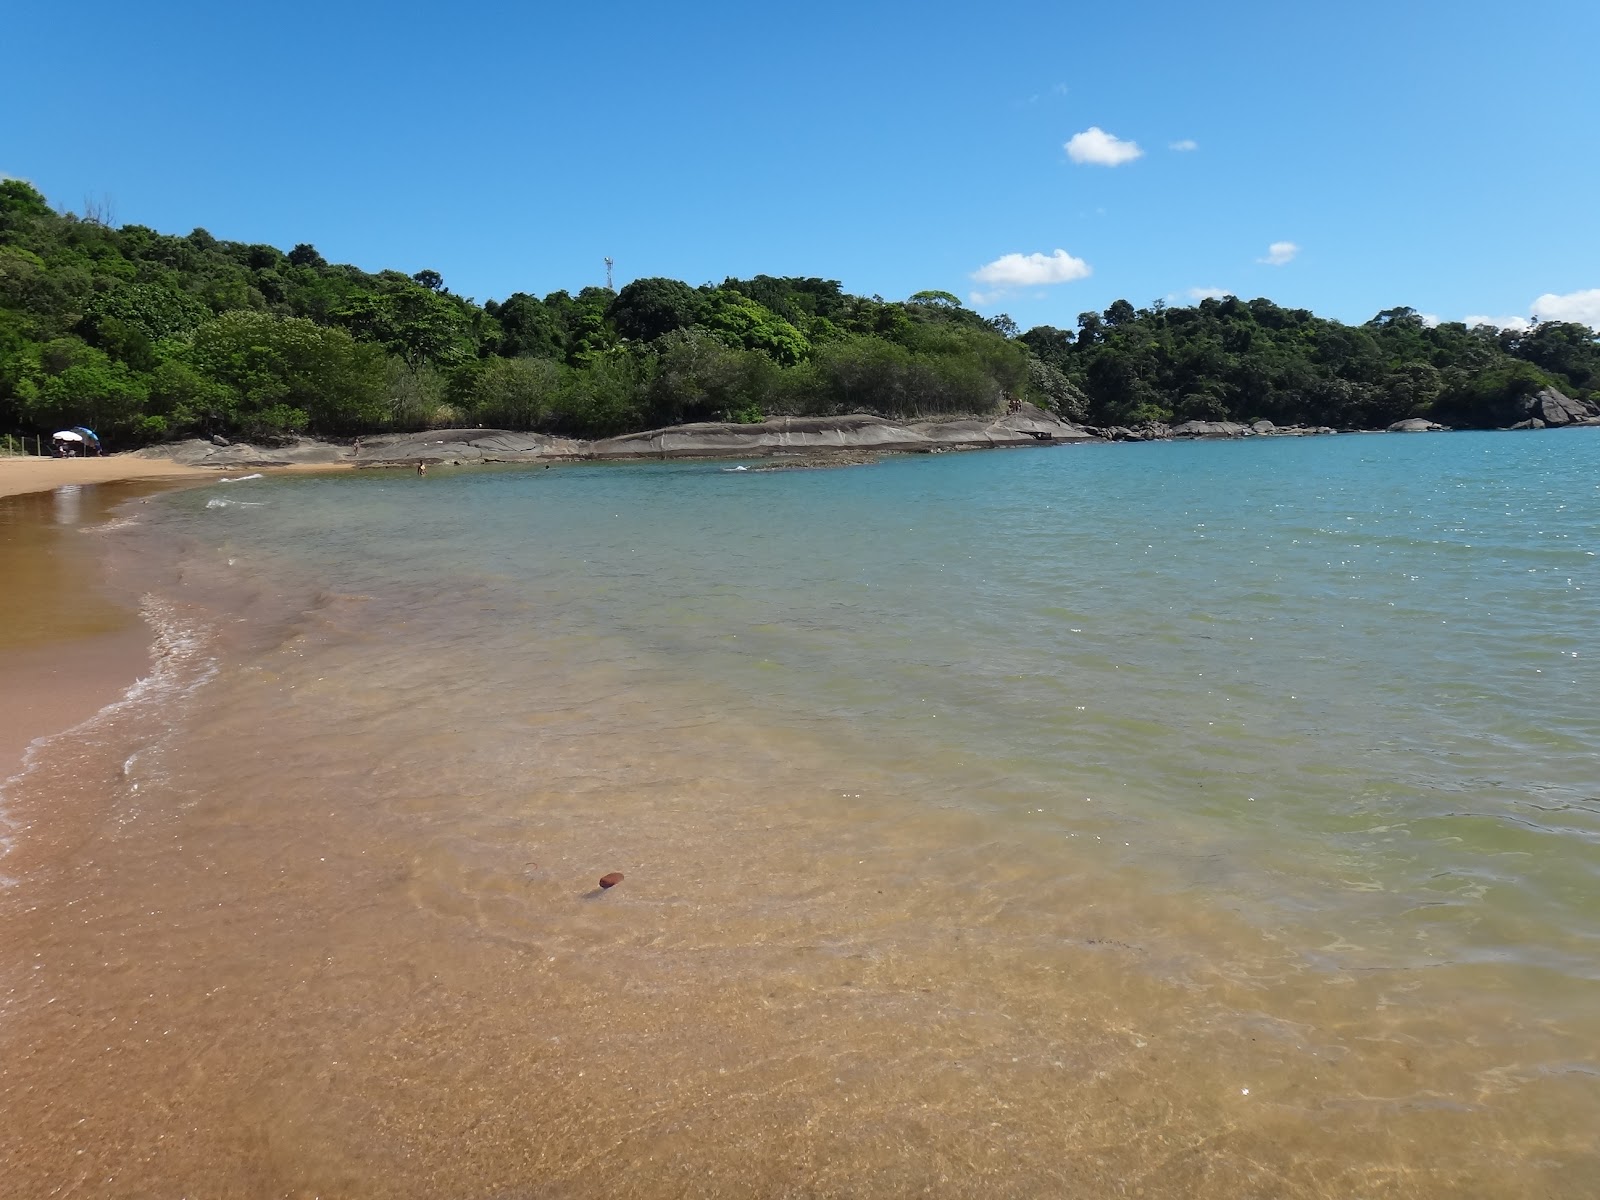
3,431,1598,1197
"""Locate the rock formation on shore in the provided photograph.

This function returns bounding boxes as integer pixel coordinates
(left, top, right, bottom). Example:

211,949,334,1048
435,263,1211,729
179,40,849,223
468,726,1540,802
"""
137,407,1100,468
131,386,1600,471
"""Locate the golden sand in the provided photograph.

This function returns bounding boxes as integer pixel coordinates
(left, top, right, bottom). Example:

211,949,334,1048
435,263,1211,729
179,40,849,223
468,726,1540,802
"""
0,454,213,500
0,480,182,776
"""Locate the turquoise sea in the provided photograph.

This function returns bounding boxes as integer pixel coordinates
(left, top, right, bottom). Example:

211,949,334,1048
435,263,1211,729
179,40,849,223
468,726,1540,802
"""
4,430,1598,1197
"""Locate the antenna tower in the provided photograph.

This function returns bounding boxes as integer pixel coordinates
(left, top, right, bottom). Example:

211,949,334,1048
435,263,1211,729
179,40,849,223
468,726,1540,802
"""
604,257,614,291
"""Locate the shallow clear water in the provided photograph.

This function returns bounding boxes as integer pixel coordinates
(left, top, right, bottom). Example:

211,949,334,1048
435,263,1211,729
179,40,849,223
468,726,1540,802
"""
4,431,1599,1197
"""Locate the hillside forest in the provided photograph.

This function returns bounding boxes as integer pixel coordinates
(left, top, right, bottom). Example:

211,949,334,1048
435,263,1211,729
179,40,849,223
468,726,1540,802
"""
2,180,1596,445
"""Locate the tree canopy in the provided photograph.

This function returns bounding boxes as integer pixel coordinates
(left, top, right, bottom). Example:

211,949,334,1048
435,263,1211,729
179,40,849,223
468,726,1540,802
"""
1,181,1593,445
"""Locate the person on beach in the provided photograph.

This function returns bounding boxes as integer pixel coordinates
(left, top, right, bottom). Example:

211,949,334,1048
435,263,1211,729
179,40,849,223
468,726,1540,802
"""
416,461,427,475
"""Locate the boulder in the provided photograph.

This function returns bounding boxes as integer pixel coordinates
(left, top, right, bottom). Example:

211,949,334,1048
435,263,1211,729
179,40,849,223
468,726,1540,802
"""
1171,420,1249,438
1387,418,1446,433
1519,387,1598,427
1250,419,1276,433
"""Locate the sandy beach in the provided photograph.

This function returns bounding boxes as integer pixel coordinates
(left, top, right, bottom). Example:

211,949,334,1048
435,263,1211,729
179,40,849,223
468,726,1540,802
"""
0,453,214,499
0,463,211,778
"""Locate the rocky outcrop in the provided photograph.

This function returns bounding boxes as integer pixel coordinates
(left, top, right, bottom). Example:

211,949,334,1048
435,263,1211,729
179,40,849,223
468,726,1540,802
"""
1171,420,1251,438
135,436,353,467
591,415,928,459
1388,418,1447,432
138,406,1101,469
592,409,1097,459
1514,387,1599,428
1093,422,1171,442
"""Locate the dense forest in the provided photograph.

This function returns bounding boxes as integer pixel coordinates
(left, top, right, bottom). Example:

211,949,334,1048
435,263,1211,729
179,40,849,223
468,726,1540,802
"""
2,179,1596,445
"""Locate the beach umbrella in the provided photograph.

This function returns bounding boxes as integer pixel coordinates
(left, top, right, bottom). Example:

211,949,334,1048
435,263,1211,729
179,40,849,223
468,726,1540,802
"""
52,430,84,442
70,426,100,444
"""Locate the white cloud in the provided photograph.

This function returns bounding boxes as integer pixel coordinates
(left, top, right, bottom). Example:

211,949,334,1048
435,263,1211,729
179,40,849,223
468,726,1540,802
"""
1065,127,1143,166
1418,313,1441,328
1169,139,1198,152
973,249,1092,288
1531,288,1600,328
969,249,1092,306
1186,286,1229,301
1465,314,1533,332
1258,241,1299,266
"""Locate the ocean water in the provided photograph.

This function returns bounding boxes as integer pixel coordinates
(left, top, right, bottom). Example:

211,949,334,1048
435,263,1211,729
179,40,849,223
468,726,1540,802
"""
3,431,1598,1197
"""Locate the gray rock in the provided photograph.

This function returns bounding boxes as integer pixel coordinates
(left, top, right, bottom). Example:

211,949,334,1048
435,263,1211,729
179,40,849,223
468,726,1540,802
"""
133,407,1112,470
1171,420,1249,438
1387,418,1446,432
1519,387,1598,427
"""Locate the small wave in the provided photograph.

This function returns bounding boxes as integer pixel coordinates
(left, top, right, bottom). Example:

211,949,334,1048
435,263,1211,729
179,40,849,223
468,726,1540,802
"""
218,473,264,483
206,497,267,509
80,516,141,534
0,595,221,882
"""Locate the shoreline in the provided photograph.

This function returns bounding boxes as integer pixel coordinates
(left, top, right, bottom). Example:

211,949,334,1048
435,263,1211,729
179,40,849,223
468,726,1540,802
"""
0,478,199,783
0,454,217,500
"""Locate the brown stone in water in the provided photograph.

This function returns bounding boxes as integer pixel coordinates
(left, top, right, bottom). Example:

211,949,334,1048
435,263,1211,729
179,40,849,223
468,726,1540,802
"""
598,872,624,889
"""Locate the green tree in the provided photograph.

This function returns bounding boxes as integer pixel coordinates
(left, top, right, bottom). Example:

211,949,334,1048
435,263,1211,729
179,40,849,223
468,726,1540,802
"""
608,277,705,343
471,356,562,428
184,311,388,435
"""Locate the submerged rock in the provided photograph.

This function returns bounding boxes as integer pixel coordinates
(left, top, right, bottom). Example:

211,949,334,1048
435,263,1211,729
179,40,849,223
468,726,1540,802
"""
1387,418,1447,432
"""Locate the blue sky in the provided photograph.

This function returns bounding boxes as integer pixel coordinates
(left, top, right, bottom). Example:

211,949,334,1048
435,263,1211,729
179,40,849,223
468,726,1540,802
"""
7,0,1598,331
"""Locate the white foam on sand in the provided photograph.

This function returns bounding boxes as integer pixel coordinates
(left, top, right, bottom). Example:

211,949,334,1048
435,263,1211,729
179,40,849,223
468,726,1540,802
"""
0,594,219,885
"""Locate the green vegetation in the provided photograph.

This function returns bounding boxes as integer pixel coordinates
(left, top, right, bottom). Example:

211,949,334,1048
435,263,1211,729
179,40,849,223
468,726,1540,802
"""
2,180,1595,445
1024,301,1598,430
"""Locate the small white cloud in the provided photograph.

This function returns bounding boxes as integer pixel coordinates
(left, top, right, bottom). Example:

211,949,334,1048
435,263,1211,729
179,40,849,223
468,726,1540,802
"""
1418,313,1441,328
1531,288,1600,329
1258,241,1299,266
1465,314,1533,332
1065,127,1144,167
1169,139,1199,152
1186,286,1229,301
973,249,1092,289
969,249,1092,306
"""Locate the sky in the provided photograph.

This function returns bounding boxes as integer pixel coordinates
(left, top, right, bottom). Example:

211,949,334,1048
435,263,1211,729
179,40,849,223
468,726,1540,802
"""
7,0,1599,333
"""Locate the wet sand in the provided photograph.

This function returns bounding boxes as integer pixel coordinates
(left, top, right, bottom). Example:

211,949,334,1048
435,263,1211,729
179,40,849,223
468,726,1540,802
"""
0,482,181,778
0,454,212,500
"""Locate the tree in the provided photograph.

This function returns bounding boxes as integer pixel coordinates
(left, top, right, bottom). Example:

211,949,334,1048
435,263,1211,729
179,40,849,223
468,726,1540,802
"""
607,277,704,343
184,311,388,435
701,290,810,365
471,356,561,428
489,292,565,360
287,244,327,270
1103,299,1137,328
646,328,775,426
